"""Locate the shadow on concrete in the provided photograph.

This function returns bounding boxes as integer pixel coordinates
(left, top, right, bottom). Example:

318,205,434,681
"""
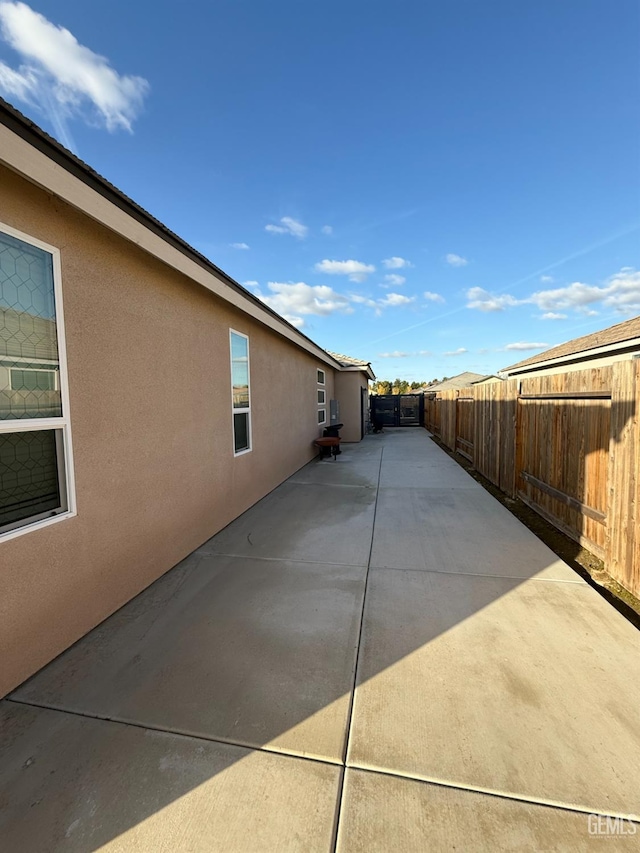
1,427,639,849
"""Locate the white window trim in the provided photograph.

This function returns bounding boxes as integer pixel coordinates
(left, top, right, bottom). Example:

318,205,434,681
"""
317,368,325,385
0,220,77,542
317,389,326,405
229,328,252,456
318,408,327,426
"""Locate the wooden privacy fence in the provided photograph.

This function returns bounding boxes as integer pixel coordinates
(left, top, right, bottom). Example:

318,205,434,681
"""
424,361,640,599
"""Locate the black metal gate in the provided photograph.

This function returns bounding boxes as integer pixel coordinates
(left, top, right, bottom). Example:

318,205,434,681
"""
370,394,424,428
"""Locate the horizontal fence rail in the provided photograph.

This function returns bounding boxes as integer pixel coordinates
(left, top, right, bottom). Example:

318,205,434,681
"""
424,362,640,598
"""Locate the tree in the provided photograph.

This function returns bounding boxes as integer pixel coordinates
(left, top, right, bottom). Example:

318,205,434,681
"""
392,378,409,395
375,380,392,395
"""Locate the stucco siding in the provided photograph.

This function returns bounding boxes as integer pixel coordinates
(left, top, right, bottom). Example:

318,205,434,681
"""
0,165,335,696
335,371,368,442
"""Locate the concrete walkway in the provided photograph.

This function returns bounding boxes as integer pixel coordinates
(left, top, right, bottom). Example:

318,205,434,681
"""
2,429,640,851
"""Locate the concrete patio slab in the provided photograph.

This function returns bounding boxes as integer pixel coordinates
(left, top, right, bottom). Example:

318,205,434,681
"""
288,456,380,488
348,568,640,819
378,459,483,490
0,701,341,853
13,555,366,762
3,428,639,850
372,428,437,460
336,770,621,852
370,487,583,580
197,481,376,566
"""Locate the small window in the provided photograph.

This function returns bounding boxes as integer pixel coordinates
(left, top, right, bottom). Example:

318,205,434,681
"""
317,369,325,385
317,389,325,405
230,330,251,454
0,430,68,532
318,409,326,425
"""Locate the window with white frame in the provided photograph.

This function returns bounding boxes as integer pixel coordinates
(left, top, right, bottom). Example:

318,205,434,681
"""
230,330,251,454
317,367,326,425
0,224,75,539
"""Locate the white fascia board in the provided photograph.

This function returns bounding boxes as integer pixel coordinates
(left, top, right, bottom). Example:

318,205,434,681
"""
339,365,376,381
0,124,341,369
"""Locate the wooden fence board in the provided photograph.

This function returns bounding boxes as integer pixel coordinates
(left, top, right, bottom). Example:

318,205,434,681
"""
423,364,638,597
607,360,640,594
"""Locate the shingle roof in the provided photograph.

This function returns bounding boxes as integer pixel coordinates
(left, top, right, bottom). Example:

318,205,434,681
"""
501,315,640,372
425,371,487,391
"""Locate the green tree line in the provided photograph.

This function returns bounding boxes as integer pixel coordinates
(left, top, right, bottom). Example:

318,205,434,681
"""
373,378,451,395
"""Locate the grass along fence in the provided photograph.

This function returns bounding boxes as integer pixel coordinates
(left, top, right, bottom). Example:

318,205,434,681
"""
424,360,640,599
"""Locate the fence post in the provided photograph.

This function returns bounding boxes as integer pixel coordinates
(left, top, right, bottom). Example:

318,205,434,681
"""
607,359,640,596
500,379,518,498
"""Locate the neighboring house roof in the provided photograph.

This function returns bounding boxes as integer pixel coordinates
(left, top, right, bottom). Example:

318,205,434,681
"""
0,98,348,371
471,374,504,385
501,315,640,375
425,371,487,392
327,351,376,380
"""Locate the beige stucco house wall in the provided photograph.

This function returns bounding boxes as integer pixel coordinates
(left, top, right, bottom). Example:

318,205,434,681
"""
0,110,354,697
334,370,370,442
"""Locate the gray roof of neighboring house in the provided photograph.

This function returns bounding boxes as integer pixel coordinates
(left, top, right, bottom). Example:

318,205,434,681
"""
423,371,487,391
471,374,504,384
501,315,640,373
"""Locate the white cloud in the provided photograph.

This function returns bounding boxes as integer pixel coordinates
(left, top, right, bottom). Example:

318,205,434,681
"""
0,57,36,100
466,287,519,312
444,347,468,356
383,274,406,287
445,253,468,267
382,256,413,269
504,342,549,352
423,290,445,303
378,349,432,358
265,216,308,239
0,1,149,141
540,275,554,283
243,280,259,289
314,258,375,283
467,269,640,318
378,292,415,307
321,225,333,235
540,312,567,320
230,242,250,250
350,294,379,308
527,281,604,312
528,270,640,314
255,281,352,329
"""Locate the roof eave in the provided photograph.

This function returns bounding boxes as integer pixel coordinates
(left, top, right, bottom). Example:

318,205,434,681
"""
501,336,640,375
0,98,343,370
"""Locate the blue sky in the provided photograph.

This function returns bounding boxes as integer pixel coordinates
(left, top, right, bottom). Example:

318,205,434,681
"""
1,0,639,382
